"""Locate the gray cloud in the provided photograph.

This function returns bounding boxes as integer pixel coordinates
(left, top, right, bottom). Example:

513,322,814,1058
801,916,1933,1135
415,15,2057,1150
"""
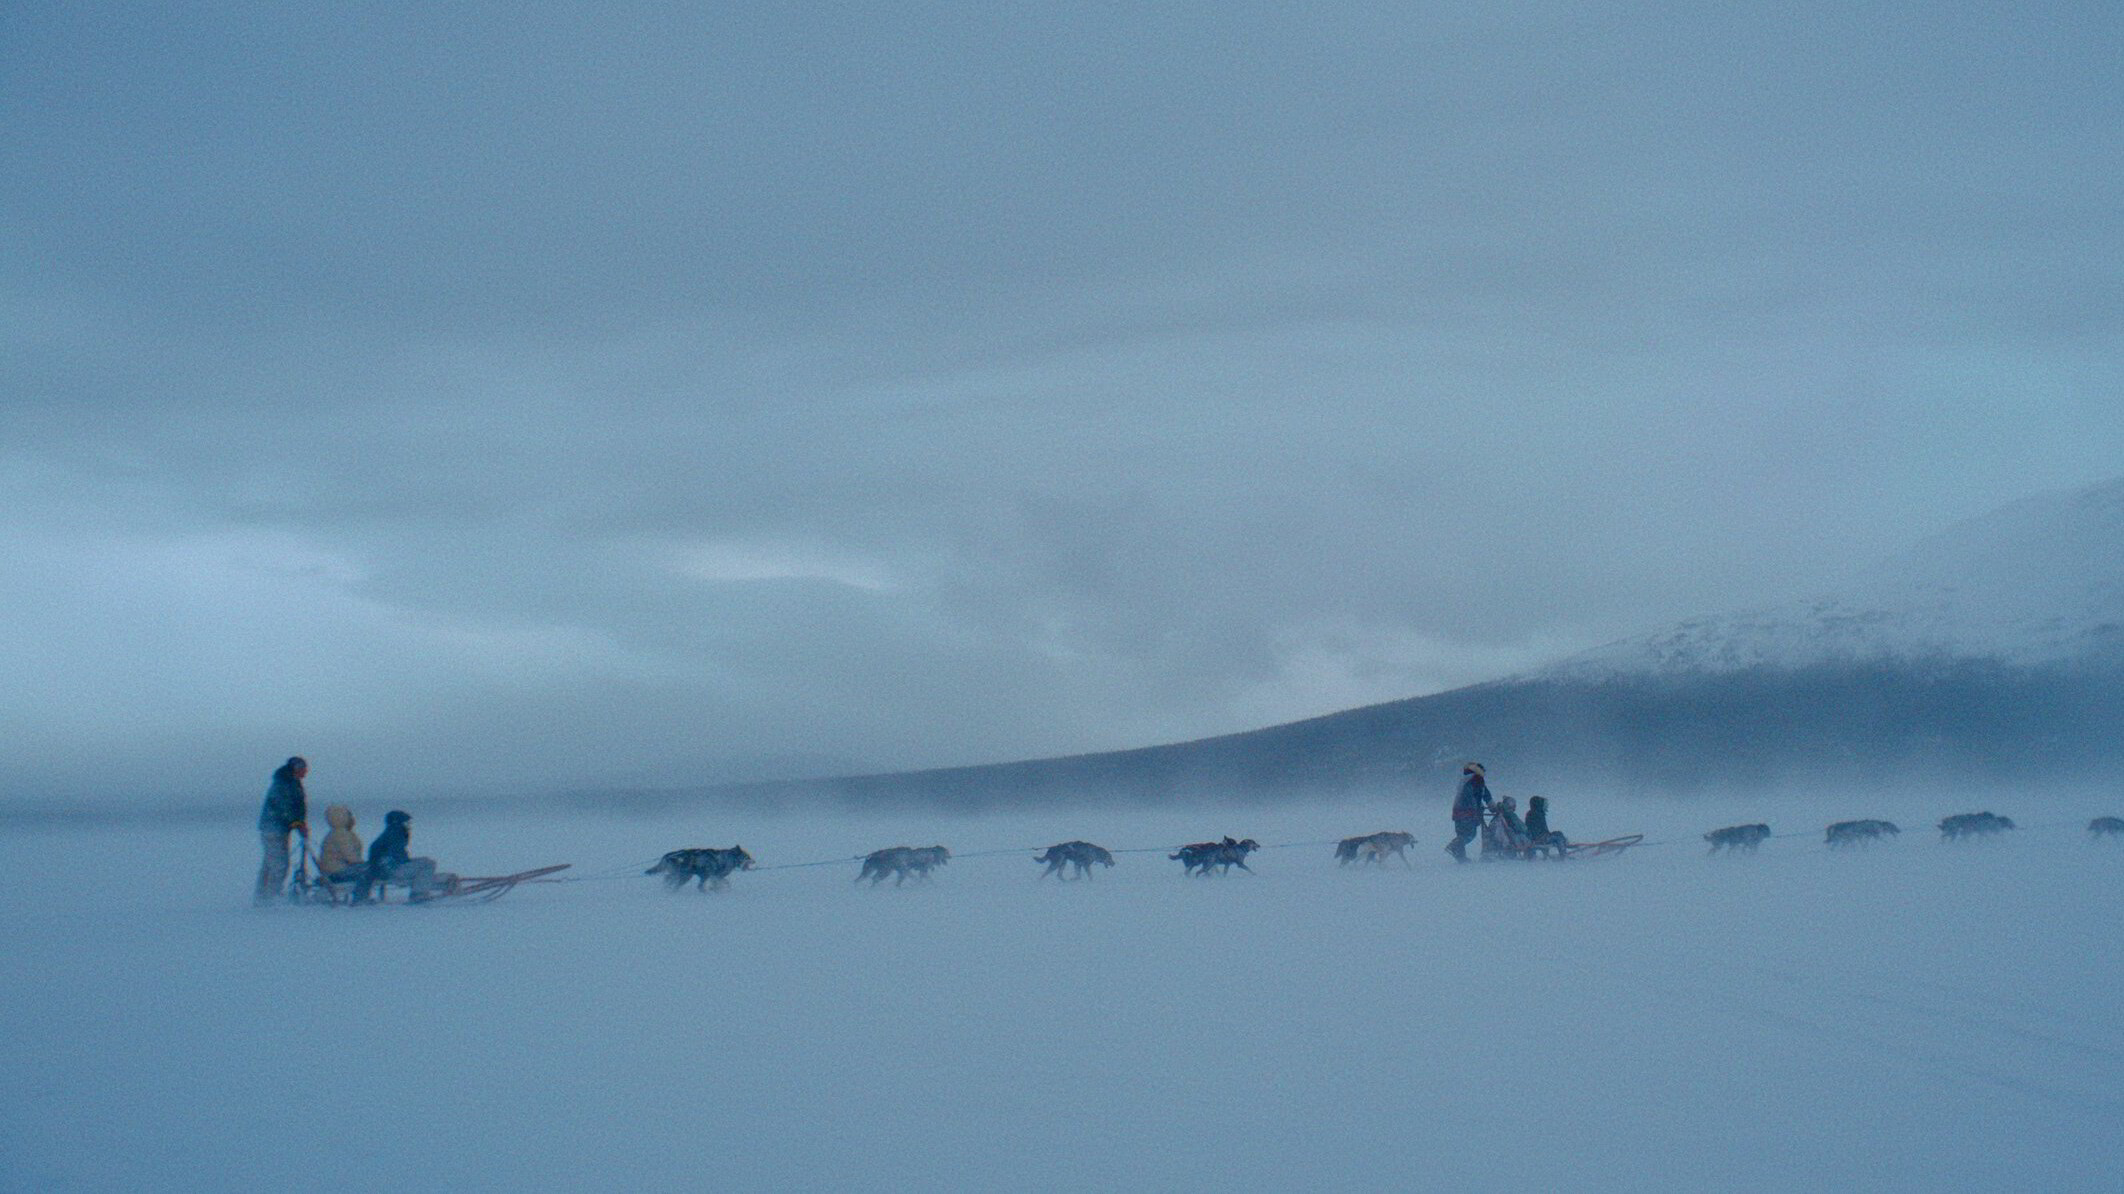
3,2,2120,802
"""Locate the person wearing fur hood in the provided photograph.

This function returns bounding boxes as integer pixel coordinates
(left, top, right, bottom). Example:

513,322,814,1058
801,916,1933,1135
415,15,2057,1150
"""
315,805,365,879
1446,762,1492,863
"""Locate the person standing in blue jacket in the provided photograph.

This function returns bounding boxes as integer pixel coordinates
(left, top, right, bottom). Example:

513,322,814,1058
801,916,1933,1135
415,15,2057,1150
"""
1445,762,1491,863
254,756,309,904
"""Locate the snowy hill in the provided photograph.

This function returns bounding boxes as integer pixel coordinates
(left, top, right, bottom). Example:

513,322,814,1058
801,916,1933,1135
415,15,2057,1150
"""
1547,478,2124,678
627,479,2124,809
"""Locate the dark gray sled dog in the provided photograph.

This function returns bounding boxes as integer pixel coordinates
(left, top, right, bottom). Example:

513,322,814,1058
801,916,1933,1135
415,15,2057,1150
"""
1938,812,2016,840
2090,817,2124,839
856,845,951,886
1171,837,1259,876
646,846,756,891
1825,820,1900,847
1334,831,1417,867
1035,841,1115,880
1704,824,1771,855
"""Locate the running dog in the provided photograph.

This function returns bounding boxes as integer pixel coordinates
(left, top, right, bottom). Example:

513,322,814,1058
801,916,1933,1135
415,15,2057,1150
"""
646,846,756,892
1334,831,1417,868
2090,817,2124,839
1704,824,1772,855
1035,841,1115,880
1825,819,1900,847
856,845,951,886
1171,837,1260,876
1939,812,2016,840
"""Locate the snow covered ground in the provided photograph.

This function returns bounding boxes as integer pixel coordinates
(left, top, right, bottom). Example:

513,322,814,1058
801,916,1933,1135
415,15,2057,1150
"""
5,792,2122,1192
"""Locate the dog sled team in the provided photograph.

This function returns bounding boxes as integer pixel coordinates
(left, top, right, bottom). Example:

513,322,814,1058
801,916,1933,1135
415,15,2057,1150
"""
249,755,2124,906
1705,809,2106,852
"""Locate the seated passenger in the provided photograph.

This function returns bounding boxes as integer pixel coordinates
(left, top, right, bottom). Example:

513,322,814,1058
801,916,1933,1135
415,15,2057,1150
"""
315,805,366,881
1496,795,1529,839
354,810,454,903
1525,795,1569,856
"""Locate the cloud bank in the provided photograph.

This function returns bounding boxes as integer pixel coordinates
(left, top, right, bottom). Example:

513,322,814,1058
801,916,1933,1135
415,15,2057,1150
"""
3,2,2119,801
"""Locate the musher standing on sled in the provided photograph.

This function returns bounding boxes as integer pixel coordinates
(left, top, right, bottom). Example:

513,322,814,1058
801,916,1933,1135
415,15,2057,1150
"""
1446,762,1491,863
254,756,309,904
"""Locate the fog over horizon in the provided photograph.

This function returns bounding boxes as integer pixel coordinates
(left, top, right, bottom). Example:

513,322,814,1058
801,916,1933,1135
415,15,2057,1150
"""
4,3,2121,804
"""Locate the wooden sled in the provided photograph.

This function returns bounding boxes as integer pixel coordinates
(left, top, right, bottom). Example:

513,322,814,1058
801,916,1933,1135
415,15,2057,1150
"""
1481,813,1640,861
418,864,572,904
1559,835,1643,859
289,851,569,906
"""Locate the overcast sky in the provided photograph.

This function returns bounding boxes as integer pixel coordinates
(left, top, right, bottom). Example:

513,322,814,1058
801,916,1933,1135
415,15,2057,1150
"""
4,2,2119,803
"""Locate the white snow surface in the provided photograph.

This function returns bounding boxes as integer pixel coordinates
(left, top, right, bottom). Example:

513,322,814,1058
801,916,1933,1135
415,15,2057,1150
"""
5,794,2122,1192
1545,478,2124,677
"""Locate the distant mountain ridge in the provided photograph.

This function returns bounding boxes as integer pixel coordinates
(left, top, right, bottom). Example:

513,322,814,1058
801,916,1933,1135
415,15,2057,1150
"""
1546,478,2124,678
634,479,2124,810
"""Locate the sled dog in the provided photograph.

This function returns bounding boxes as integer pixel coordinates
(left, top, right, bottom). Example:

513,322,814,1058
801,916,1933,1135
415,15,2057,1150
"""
1035,841,1115,880
1704,824,1772,855
1334,831,1417,867
1824,819,1899,847
646,846,756,891
856,845,951,886
1939,812,2016,840
2090,817,2124,839
1171,837,1260,876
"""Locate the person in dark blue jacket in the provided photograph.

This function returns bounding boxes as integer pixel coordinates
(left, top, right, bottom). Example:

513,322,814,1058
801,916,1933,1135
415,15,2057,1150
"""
353,810,450,903
254,757,309,904
1525,795,1569,857
1446,763,1492,862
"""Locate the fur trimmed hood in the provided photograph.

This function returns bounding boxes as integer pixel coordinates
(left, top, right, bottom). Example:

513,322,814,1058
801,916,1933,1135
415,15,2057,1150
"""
317,805,365,877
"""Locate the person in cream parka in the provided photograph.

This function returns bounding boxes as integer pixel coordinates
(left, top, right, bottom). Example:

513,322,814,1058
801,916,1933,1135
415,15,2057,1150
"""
316,805,365,880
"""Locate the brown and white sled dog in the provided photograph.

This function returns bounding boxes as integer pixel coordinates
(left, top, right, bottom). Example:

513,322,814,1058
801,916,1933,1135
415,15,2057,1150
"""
1704,824,1771,855
1334,831,1417,867
646,846,756,891
1036,841,1115,880
856,845,951,886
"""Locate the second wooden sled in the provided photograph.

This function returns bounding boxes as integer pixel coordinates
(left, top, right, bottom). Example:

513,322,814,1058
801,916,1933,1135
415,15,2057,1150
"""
1558,835,1643,859
1481,811,1641,861
425,864,573,904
